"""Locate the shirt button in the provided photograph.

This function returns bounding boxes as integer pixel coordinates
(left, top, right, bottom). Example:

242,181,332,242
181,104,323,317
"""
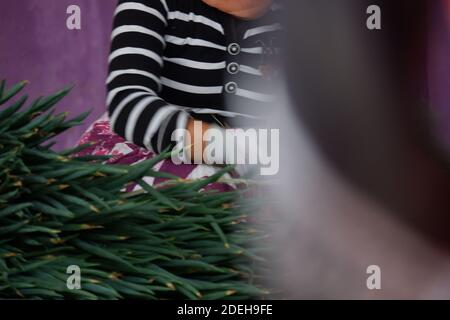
224,82,237,94
227,62,240,75
227,43,240,55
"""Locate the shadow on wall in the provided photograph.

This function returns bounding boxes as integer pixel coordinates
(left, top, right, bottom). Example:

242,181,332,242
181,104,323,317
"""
0,0,116,150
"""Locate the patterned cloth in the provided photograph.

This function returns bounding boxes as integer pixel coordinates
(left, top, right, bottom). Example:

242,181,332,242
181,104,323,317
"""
75,113,234,192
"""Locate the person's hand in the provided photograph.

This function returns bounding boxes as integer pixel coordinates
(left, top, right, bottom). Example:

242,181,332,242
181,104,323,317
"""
186,118,210,163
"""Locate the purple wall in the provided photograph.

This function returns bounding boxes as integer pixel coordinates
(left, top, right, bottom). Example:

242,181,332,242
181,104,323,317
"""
0,1,116,150
0,1,449,151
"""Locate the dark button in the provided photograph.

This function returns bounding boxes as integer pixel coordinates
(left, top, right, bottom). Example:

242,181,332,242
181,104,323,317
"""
227,43,240,55
224,82,237,94
227,62,240,75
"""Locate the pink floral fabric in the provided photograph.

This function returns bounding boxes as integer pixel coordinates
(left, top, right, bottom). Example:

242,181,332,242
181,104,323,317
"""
74,113,234,192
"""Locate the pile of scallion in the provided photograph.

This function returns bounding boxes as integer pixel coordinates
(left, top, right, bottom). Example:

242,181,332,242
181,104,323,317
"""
0,80,267,300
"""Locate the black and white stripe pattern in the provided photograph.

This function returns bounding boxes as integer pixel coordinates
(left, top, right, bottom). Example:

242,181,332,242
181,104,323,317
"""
107,0,283,153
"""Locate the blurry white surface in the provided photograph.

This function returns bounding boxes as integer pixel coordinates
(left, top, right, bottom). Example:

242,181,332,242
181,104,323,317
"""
267,88,450,299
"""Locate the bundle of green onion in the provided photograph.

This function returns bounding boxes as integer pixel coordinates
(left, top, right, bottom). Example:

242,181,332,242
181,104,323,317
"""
0,80,267,300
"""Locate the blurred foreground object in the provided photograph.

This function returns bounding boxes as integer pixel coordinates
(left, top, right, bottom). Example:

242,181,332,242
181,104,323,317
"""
285,0,450,247
267,0,450,299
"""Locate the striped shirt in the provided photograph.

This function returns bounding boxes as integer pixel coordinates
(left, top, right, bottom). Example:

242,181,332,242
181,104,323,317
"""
107,0,283,153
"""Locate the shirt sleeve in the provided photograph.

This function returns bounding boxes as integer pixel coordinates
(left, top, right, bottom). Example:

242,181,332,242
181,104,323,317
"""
107,0,189,154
